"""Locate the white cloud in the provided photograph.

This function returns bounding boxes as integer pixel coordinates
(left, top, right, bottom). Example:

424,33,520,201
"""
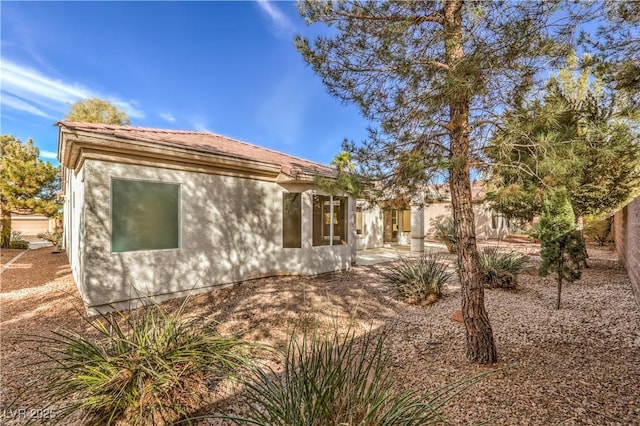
256,0,295,36
0,60,145,120
189,118,211,133
159,112,176,123
1,92,54,118
40,150,58,160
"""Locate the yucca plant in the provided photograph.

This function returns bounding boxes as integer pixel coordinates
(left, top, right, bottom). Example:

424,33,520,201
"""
382,254,451,304
30,301,250,425
433,218,457,253
478,247,528,289
227,328,451,425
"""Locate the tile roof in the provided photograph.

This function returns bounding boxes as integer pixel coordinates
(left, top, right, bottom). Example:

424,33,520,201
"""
57,121,336,179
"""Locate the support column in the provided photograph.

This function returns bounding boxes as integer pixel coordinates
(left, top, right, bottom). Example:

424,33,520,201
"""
410,203,425,252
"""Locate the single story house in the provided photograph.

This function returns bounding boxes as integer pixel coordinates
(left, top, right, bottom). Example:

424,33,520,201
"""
355,182,511,251
58,122,357,314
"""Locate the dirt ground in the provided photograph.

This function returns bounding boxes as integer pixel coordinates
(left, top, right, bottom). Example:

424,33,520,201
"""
1,245,639,425
1,249,26,268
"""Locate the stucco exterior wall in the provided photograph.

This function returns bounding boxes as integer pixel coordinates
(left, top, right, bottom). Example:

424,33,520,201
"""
64,167,85,294
356,203,383,250
77,160,353,313
614,196,640,305
423,201,509,240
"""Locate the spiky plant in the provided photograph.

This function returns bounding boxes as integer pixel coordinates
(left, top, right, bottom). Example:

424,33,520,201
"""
227,328,452,425
382,254,451,304
478,247,528,289
433,218,457,253
30,302,250,425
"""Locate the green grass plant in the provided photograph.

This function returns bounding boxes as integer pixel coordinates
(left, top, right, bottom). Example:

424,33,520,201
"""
478,247,528,289
30,301,250,425
382,253,451,304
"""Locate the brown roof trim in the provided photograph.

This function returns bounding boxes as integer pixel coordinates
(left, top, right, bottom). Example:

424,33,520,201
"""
56,121,337,181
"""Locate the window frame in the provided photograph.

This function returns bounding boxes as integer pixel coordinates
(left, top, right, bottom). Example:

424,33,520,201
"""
282,192,302,248
312,194,349,247
110,177,182,253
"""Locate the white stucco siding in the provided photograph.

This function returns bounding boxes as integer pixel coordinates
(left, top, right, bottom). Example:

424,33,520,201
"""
80,160,352,313
356,203,384,250
424,201,509,240
64,166,86,299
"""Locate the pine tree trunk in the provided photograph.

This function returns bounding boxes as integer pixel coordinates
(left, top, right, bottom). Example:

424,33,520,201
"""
556,258,563,310
444,0,497,364
1,208,11,249
556,275,563,310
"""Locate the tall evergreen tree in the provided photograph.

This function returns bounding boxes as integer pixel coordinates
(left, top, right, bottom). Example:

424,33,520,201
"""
1,136,60,248
296,0,586,363
486,56,640,222
65,98,130,125
584,1,640,112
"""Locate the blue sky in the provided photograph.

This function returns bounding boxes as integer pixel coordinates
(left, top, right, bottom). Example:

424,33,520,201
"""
1,1,371,166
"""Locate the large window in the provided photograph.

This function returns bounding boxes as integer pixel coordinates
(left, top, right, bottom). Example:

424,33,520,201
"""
111,179,180,253
282,192,302,248
313,195,348,246
356,207,363,235
491,211,510,230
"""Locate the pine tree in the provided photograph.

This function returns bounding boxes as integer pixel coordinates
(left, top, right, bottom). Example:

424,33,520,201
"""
487,56,640,221
539,188,586,309
1,136,60,248
296,0,589,363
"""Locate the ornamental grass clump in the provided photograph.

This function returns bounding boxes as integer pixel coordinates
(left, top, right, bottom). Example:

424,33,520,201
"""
229,328,449,425
382,254,451,304
478,247,528,289
433,217,457,253
32,301,250,425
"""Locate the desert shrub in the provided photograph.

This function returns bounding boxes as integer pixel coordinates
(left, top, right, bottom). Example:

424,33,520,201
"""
382,254,451,304
9,231,29,249
32,302,250,425
38,230,63,245
526,222,542,242
433,217,457,253
478,247,528,289
230,328,448,425
583,215,612,245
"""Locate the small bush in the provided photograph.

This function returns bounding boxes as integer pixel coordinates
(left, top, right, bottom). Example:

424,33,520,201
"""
583,216,611,245
32,302,250,425
433,218,457,253
382,254,451,304
38,230,63,245
9,231,29,249
230,328,447,425
526,222,541,242
478,247,528,289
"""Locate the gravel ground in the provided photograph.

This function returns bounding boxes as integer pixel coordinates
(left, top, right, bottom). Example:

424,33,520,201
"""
1,249,26,268
1,244,639,425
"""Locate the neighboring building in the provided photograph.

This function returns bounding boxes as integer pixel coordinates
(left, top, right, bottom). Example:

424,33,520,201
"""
614,195,640,306
58,122,356,314
10,213,56,237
